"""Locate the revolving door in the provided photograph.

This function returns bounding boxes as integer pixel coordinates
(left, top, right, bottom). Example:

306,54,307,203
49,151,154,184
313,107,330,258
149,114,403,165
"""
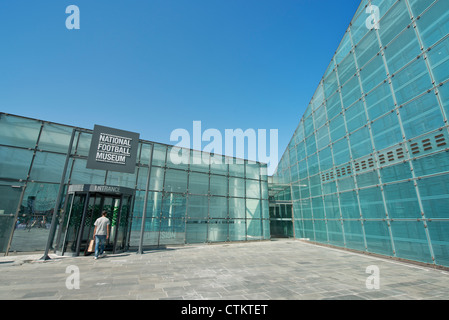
56,185,134,256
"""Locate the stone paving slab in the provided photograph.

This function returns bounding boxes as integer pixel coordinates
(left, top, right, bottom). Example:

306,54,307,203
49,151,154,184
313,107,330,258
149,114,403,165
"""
1,239,449,300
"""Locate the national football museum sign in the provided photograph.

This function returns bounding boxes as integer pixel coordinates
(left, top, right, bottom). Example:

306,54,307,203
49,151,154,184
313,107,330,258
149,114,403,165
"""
86,125,140,174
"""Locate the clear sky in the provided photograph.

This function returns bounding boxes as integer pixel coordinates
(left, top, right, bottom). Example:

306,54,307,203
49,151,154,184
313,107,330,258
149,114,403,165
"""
0,0,361,175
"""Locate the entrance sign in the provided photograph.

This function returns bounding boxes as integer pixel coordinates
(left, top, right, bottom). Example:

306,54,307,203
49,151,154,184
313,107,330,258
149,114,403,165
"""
68,184,135,195
87,125,140,174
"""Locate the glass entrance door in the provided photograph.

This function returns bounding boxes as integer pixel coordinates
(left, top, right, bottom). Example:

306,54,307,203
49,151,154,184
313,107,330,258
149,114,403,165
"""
269,203,294,238
56,188,133,256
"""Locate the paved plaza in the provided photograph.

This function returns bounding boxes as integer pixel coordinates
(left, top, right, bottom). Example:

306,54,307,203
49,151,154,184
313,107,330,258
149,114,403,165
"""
1,239,449,300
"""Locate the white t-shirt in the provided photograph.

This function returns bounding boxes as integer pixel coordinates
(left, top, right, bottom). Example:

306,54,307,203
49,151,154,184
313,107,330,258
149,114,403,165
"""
94,216,110,236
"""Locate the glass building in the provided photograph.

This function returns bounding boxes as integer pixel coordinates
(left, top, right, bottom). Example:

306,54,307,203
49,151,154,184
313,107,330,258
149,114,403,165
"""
1,0,449,269
0,113,269,256
272,0,449,268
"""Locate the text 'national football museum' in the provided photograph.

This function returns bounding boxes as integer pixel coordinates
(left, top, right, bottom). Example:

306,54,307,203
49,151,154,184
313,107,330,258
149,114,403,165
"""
1,0,449,269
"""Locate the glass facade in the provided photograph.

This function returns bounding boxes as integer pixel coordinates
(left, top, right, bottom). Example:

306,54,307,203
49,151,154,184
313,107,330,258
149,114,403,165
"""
273,0,449,268
0,113,269,255
1,0,448,270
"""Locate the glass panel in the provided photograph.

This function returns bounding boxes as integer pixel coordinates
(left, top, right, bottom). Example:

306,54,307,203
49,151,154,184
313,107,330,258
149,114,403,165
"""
139,218,161,246
324,194,339,219
345,101,366,132
384,181,421,219
190,150,209,173
365,81,395,120
327,219,344,246
318,147,332,172
329,114,346,141
210,154,228,175
59,194,87,253
246,179,260,199
400,92,444,139
360,54,387,93
413,151,449,177
246,199,261,219
10,182,59,252
350,4,372,45
0,146,33,180
185,220,207,244
75,132,92,156
146,191,162,218
391,220,432,263
392,58,433,105
210,175,227,196
340,191,360,219
209,196,227,219
364,220,393,256
188,172,209,195
186,195,208,219
228,161,244,177
116,195,132,251
247,219,263,240
381,162,412,183
316,125,330,150
314,105,327,130
166,145,189,170
147,166,164,192
151,144,167,167
371,112,402,150
427,35,449,84
161,193,186,219
0,114,41,148
439,81,449,117
70,158,106,185
229,219,246,241
344,220,365,251
246,161,260,180
229,197,245,219
359,187,385,219
106,170,137,189
384,27,421,75
159,218,185,245
139,143,153,165
29,152,66,183
354,30,379,68
378,0,410,46
337,49,357,86
163,169,187,193
418,174,449,219
349,127,372,159
408,0,437,17
357,171,379,188
416,0,449,48
208,220,228,242
38,123,73,153
427,220,449,267
229,177,245,198
341,76,362,108
136,166,149,190
324,71,338,98
0,183,22,253
326,92,343,120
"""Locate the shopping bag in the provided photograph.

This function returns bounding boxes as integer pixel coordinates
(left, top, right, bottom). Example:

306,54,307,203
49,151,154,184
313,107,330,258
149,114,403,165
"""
87,239,95,253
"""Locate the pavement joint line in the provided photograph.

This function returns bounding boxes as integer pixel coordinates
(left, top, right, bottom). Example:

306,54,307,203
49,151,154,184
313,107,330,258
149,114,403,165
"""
297,240,445,273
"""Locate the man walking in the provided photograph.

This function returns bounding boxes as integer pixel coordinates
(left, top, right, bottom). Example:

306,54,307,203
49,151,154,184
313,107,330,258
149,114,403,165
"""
93,210,110,260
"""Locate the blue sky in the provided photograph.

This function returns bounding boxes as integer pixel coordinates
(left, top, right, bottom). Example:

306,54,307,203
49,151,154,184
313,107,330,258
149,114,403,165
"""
0,0,361,174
